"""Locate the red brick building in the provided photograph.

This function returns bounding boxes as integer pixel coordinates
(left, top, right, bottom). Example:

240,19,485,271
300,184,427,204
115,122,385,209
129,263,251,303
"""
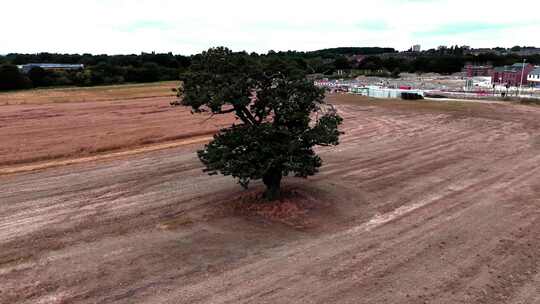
492,63,535,86
464,64,493,77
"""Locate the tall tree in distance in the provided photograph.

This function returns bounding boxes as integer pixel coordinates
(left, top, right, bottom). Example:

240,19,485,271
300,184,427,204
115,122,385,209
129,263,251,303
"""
175,47,343,201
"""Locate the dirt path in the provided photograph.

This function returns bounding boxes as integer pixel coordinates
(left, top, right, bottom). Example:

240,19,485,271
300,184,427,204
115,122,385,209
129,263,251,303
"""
1,98,540,303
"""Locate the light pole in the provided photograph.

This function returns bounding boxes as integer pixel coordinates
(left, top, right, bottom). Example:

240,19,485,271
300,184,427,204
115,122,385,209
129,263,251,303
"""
519,59,526,97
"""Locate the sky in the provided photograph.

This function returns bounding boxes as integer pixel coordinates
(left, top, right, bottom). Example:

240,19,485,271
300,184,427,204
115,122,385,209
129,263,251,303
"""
2,0,539,55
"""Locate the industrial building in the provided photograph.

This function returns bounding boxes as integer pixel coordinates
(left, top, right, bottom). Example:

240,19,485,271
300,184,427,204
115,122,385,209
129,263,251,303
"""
492,63,535,86
350,86,425,99
528,67,540,87
464,64,493,77
17,63,84,73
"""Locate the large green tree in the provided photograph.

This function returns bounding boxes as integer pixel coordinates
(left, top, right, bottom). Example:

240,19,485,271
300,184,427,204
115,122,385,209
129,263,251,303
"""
176,47,343,200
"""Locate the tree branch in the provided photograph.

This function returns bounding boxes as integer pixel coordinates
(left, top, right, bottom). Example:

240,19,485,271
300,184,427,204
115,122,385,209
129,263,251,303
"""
241,107,258,125
234,106,254,126
215,108,236,115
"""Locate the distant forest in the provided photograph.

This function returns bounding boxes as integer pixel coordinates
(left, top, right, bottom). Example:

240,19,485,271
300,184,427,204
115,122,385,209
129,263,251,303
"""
1,47,539,91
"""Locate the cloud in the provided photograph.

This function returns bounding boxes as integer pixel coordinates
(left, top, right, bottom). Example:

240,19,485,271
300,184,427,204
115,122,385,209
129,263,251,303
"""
356,21,390,31
415,22,518,37
1,0,539,54
116,20,173,32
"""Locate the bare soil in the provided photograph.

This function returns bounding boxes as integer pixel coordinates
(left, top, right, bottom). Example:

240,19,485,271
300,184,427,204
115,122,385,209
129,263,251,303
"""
1,93,540,303
0,81,179,106
0,95,232,167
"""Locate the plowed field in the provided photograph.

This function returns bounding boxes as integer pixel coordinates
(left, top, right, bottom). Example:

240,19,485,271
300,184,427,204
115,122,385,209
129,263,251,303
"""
1,89,540,303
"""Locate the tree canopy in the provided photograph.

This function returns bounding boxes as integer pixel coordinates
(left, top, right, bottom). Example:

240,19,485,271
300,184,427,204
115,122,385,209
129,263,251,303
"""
176,47,343,200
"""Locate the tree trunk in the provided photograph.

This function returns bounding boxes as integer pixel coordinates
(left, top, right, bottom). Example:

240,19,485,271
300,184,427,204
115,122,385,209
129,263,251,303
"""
262,168,282,201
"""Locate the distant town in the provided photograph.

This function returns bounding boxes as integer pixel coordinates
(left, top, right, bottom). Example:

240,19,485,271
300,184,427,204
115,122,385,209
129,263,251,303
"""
310,45,540,101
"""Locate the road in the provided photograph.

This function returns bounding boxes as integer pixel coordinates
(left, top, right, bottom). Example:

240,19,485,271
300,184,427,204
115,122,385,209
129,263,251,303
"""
1,98,540,303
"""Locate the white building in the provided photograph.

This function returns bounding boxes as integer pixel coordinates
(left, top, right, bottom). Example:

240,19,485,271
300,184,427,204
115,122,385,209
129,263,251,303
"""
17,63,84,74
350,86,424,99
412,44,421,52
528,67,540,87
465,76,493,91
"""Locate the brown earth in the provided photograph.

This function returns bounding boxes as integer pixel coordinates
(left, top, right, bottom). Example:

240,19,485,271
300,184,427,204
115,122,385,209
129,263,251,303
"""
0,95,233,167
0,81,179,106
1,92,540,303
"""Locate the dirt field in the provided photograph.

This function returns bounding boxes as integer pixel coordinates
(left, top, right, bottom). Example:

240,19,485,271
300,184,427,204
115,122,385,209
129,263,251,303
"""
1,90,540,303
0,84,233,167
0,82,179,106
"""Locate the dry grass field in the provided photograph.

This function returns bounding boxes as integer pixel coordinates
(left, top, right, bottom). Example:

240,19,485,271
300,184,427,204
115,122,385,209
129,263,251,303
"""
1,87,540,303
0,82,233,168
0,81,178,106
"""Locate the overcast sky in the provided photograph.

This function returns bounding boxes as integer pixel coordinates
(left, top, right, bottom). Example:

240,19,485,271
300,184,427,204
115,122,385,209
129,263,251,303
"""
2,0,539,55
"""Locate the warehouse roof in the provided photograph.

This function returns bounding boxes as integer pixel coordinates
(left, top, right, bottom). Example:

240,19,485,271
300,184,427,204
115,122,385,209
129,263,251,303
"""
17,63,84,73
530,68,540,75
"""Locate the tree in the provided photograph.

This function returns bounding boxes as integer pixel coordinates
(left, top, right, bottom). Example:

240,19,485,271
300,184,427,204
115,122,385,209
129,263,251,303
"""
359,56,384,71
28,67,48,87
176,47,343,201
0,64,32,91
391,68,401,78
139,62,161,82
334,56,351,70
511,46,522,52
74,69,93,86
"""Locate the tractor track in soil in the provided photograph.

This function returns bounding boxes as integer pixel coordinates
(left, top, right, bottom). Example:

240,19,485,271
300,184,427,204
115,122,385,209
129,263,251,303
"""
1,95,540,303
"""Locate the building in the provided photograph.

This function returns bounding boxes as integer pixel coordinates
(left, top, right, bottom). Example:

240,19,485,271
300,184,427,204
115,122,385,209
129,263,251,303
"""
528,67,540,87
412,44,421,52
512,48,540,56
492,63,535,86
464,64,493,77
465,77,493,91
466,48,500,56
17,63,84,74
350,86,424,99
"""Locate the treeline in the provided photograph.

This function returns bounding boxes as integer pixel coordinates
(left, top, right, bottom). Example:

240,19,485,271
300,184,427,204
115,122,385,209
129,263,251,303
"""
262,48,540,76
2,47,540,91
309,47,397,57
242,46,540,77
364,47,540,75
0,52,191,91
